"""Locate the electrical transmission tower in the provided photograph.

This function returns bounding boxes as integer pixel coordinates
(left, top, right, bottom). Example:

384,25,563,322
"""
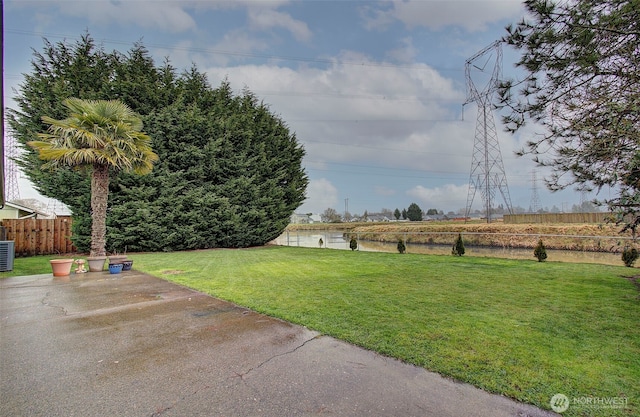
463,41,513,222
530,170,541,213
4,127,21,202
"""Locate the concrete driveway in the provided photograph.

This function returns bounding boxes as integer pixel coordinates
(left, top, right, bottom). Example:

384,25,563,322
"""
0,271,558,417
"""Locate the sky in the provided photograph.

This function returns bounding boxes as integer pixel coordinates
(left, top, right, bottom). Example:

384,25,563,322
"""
3,0,591,216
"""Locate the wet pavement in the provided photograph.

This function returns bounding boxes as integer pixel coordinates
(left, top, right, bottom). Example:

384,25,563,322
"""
1,270,558,417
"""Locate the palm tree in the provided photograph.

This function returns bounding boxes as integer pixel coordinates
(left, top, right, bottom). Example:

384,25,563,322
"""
28,98,158,257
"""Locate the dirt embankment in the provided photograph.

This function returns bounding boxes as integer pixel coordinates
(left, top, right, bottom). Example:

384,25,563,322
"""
288,222,636,252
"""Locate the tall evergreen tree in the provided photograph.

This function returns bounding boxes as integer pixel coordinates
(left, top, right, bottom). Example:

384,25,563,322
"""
499,0,640,235
9,34,308,252
406,202,423,221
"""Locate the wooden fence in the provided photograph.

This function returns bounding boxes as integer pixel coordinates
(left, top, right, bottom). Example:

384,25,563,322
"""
503,212,610,224
1,218,76,257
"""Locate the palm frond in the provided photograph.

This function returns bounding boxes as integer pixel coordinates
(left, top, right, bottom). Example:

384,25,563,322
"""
32,98,158,174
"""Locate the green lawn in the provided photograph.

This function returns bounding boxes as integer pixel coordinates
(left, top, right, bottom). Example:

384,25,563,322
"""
1,254,66,277
5,246,639,416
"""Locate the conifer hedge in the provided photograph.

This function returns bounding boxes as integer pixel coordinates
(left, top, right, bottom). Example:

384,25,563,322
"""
8,34,308,252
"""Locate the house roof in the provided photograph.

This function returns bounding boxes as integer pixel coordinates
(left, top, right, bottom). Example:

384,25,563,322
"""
3,201,50,218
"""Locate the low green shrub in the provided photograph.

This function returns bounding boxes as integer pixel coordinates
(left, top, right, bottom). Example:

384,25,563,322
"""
534,239,548,262
452,233,465,256
621,245,638,267
397,239,406,254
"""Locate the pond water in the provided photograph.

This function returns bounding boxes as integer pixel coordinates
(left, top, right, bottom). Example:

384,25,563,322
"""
271,230,623,266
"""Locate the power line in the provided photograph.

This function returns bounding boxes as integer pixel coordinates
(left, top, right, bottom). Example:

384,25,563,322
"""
302,138,527,161
289,118,463,122
5,28,463,73
305,167,466,181
256,90,463,103
304,159,533,181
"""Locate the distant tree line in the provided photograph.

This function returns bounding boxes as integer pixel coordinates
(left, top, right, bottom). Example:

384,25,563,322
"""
321,203,444,223
318,200,599,224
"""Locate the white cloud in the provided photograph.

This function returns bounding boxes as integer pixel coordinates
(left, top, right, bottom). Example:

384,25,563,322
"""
204,54,468,174
299,178,338,214
201,54,490,213
386,37,418,63
247,8,312,42
407,184,470,210
5,0,583,213
362,0,524,32
150,3,312,66
53,1,197,32
205,30,272,66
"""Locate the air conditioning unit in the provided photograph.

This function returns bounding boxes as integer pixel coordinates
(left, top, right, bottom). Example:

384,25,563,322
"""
0,241,15,272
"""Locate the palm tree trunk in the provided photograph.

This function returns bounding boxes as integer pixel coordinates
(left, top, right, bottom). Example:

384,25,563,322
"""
90,164,109,257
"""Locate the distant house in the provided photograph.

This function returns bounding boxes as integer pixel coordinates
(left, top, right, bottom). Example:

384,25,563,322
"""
424,214,447,222
0,201,50,220
309,214,322,223
290,213,323,224
366,214,390,222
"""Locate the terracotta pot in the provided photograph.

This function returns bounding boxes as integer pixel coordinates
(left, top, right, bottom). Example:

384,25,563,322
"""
86,256,107,272
50,259,74,277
